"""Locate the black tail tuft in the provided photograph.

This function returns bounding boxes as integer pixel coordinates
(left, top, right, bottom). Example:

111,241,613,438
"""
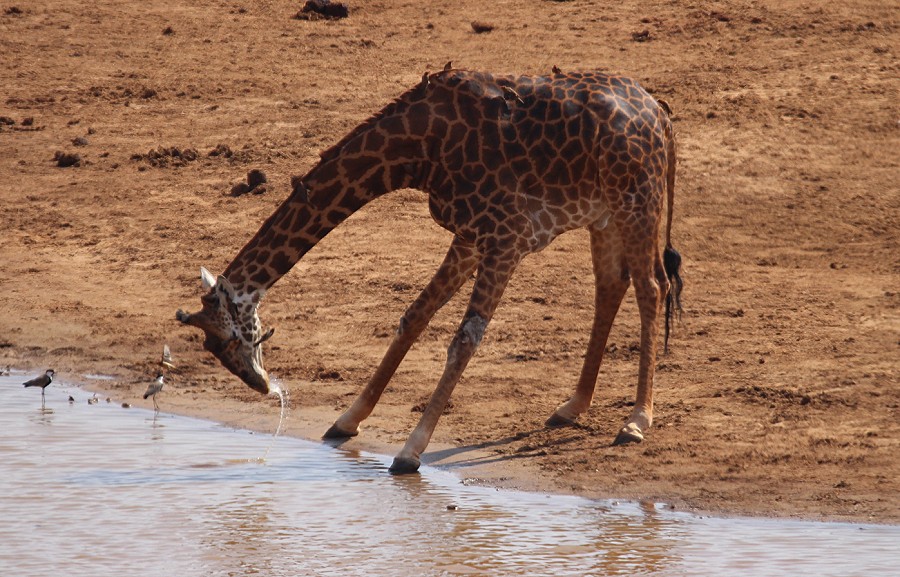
663,246,684,353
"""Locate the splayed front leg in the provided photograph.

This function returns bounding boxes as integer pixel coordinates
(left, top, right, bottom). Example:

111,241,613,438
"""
389,249,518,474
324,239,479,442
389,315,488,474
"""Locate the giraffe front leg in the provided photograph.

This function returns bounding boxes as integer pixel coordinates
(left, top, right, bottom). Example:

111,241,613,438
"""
389,313,487,473
324,239,477,439
390,250,520,474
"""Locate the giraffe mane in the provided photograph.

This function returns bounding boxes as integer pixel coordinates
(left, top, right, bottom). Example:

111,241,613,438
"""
315,68,516,169
316,81,423,165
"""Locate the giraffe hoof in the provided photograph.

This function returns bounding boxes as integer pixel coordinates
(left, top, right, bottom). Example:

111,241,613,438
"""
322,423,359,439
613,424,644,445
389,456,421,474
545,412,577,428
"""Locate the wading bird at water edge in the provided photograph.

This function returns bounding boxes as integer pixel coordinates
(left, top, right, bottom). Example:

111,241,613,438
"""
177,66,684,474
143,373,165,411
23,369,55,404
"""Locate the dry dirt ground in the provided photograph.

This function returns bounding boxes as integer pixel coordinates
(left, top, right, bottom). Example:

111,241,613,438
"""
1,0,897,523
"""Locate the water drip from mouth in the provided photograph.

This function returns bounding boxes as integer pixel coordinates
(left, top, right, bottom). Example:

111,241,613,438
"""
259,378,287,462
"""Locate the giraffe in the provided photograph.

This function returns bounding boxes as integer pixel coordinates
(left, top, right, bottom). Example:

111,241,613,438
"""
176,67,683,473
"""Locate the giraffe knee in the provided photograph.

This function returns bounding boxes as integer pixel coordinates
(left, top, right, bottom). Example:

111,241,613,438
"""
447,314,487,363
396,315,410,336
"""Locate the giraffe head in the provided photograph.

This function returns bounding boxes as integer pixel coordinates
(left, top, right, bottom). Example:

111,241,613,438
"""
176,267,274,394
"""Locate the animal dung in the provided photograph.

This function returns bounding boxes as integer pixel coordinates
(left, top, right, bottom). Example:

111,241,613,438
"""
231,169,269,196
53,151,81,167
295,0,349,20
247,169,267,189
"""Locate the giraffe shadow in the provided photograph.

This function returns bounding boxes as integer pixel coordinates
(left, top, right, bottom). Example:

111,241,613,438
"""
420,427,591,470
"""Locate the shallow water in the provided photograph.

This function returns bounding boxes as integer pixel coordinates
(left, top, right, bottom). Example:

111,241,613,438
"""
1,373,897,577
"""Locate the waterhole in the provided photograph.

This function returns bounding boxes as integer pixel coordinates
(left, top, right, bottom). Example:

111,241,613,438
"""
0,373,896,576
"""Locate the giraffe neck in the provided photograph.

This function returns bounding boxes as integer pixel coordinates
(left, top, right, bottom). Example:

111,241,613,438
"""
222,148,423,299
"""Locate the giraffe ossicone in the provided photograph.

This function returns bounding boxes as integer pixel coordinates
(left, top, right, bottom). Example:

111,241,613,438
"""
177,67,684,472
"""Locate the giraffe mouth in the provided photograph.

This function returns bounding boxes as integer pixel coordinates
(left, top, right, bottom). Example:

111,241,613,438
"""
200,334,271,395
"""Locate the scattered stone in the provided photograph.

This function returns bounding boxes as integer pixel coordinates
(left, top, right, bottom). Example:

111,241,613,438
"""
162,26,174,35
72,136,88,146
132,146,199,168
121,402,131,408
631,29,651,42
53,151,82,167
208,143,233,158
471,21,494,34
21,117,33,126
295,0,349,20
230,182,252,196
247,169,267,189
316,369,343,381
140,87,157,99
231,168,269,196
4,6,23,15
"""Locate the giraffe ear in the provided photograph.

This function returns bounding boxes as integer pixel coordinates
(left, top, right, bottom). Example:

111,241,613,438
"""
216,275,236,302
200,267,217,291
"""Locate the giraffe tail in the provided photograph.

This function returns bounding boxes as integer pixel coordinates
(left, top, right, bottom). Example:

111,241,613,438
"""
662,108,683,354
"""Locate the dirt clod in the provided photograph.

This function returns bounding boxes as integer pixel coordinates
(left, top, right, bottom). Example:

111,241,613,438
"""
295,0,349,20
247,169,267,189
53,151,81,167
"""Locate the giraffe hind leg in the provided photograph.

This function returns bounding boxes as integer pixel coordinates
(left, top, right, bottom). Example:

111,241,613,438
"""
325,238,478,439
613,236,668,446
547,222,629,426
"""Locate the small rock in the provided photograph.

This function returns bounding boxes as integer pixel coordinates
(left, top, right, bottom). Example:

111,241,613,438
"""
72,136,88,146
247,169,267,189
208,143,233,157
231,182,251,196
162,26,174,35
53,151,81,167
121,402,131,408
631,29,651,42
21,117,33,126
250,183,268,195
471,21,494,34
295,0,349,20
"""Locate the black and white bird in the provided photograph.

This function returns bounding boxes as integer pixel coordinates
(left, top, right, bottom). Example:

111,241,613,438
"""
143,373,165,411
23,369,55,403
160,344,175,370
